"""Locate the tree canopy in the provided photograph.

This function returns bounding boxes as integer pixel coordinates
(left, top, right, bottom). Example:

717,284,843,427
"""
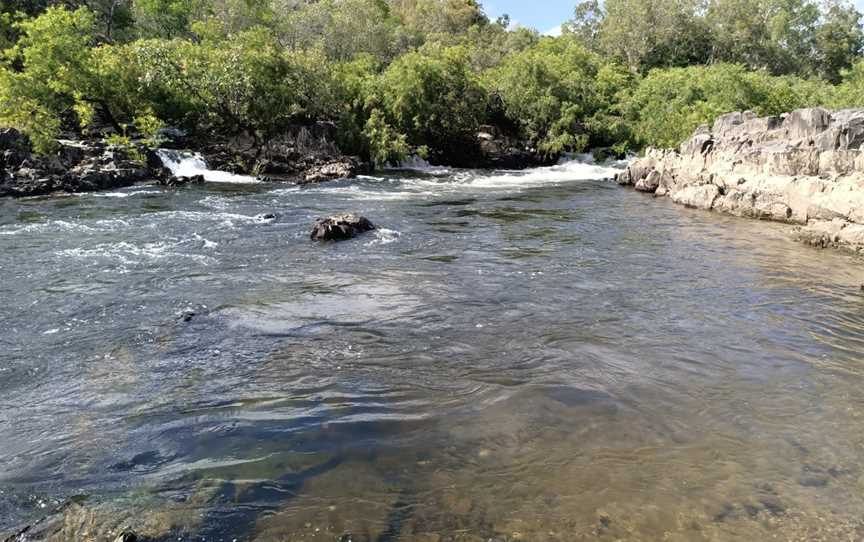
1,0,864,158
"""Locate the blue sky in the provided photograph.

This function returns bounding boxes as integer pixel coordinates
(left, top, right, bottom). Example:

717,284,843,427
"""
481,0,573,34
482,0,864,35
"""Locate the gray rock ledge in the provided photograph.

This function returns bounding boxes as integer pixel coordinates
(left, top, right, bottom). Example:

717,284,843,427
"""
617,107,864,252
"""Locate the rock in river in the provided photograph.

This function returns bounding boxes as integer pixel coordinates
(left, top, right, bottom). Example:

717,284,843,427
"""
311,214,376,241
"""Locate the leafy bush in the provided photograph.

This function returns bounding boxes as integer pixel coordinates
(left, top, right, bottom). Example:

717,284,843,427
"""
0,0,859,162
486,36,633,155
832,59,864,108
623,64,832,148
369,45,488,159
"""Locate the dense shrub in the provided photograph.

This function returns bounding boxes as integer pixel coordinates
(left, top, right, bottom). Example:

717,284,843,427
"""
485,37,634,155
622,64,832,148
1,1,863,160
367,45,489,161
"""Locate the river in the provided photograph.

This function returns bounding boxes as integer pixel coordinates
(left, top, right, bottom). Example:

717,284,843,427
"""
1,157,863,541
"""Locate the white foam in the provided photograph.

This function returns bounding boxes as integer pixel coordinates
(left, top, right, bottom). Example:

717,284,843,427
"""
0,219,130,236
157,149,260,184
84,189,161,199
57,240,214,266
463,159,622,189
367,228,401,245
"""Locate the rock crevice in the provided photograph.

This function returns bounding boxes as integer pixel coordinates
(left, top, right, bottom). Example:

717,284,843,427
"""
617,107,864,252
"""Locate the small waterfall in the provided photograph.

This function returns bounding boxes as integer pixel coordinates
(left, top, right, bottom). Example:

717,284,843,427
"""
156,149,259,184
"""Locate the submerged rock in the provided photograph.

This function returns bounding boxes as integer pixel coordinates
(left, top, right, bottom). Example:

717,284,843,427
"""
311,214,376,241
617,107,864,252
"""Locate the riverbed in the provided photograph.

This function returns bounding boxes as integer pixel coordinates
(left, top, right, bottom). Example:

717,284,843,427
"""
1,159,863,541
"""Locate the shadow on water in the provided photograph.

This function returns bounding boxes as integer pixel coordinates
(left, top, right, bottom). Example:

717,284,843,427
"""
190,456,345,542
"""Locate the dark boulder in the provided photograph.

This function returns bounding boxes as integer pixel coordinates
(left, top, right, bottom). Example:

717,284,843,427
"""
56,139,103,168
311,214,376,241
0,128,31,154
158,174,205,187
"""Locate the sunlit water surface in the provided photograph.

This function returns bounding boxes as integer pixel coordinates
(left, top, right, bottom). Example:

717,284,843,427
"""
1,160,864,541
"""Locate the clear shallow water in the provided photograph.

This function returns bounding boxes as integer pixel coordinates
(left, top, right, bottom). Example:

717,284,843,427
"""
1,160,864,541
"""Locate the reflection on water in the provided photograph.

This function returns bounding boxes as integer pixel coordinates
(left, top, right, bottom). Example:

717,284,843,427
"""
1,161,864,541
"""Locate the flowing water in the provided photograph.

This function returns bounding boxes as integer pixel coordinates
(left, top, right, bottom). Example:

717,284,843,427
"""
1,156,864,541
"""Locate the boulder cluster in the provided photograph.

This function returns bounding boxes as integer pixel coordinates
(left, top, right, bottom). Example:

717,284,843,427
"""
617,108,864,251
0,129,167,198
0,127,372,198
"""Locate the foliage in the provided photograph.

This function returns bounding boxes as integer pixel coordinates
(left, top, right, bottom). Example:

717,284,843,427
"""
274,0,397,61
568,0,864,78
363,109,409,165
622,64,832,148
0,6,100,151
369,45,488,158
486,37,634,154
816,0,864,83
832,59,864,107
2,0,864,162
0,69,61,152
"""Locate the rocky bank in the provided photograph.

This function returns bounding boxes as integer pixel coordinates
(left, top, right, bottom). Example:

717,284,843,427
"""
0,127,371,198
0,129,166,198
617,108,864,252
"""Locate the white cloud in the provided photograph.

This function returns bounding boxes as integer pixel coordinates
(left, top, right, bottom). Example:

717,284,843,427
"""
544,25,563,37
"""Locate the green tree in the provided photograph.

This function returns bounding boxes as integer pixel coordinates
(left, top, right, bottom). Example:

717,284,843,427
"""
583,0,712,73
274,0,397,61
0,6,114,149
564,0,604,50
707,0,820,75
832,59,864,106
486,36,632,155
132,0,199,38
370,45,488,160
814,0,864,83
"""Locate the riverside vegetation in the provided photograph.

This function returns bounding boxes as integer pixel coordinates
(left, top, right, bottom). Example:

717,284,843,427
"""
4,0,864,188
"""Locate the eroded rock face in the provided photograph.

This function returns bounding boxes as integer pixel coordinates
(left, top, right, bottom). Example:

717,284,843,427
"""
310,214,376,242
0,132,168,198
200,134,370,185
617,108,864,252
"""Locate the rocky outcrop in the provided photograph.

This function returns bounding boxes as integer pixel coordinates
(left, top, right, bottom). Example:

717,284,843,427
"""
617,108,864,252
475,126,556,169
310,214,376,242
0,129,169,198
200,133,370,184
300,157,364,184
